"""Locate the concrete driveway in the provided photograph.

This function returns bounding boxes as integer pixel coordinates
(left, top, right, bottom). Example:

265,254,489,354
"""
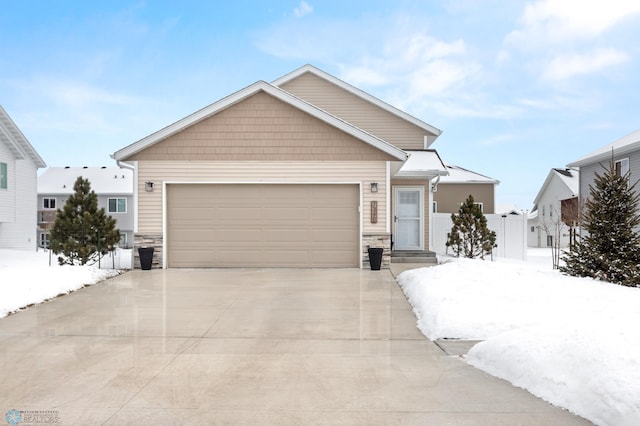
0,268,589,425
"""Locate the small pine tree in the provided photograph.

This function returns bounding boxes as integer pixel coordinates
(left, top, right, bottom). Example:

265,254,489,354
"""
560,159,640,286
49,177,121,265
446,194,497,259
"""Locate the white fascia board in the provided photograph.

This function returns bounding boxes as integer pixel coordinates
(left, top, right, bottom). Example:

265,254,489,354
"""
113,80,407,162
568,129,640,167
0,108,46,168
272,64,443,138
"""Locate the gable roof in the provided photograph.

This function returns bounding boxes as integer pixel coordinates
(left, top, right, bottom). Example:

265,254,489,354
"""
113,80,407,162
38,166,133,195
532,168,579,210
0,105,46,168
272,64,442,140
568,129,640,167
438,164,499,184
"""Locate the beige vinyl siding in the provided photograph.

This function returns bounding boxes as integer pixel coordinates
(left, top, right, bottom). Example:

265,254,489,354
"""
127,91,395,162
137,161,387,234
279,73,430,150
434,183,495,214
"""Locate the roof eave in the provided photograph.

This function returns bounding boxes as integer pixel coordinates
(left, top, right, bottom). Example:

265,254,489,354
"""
272,64,443,138
113,81,407,162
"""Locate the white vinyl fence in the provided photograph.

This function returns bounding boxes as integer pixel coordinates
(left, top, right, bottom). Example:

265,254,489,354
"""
98,248,132,270
432,213,528,260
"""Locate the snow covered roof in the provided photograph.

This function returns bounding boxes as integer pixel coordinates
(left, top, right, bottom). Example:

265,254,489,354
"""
568,129,640,167
0,105,46,168
495,203,523,215
393,150,448,178
531,168,579,210
38,167,133,195
438,164,499,184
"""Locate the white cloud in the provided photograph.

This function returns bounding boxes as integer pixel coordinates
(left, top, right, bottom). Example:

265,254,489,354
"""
293,1,313,18
543,48,629,81
508,0,640,46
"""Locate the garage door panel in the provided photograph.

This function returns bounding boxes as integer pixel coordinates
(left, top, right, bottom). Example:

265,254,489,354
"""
167,184,359,267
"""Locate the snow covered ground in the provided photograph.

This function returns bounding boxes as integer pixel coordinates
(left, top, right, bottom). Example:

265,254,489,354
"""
0,248,126,318
398,248,640,426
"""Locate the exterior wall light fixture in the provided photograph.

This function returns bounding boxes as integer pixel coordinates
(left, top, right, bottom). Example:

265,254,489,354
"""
145,181,154,192
370,182,378,193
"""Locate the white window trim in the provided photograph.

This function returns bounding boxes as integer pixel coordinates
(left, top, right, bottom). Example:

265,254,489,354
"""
108,197,127,213
43,197,57,209
0,162,7,190
615,158,630,177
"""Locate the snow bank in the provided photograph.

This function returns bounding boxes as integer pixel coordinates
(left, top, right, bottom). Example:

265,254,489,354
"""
397,257,640,426
0,249,122,318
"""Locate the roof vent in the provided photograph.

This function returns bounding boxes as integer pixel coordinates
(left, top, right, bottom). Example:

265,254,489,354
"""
83,166,88,169
64,166,70,169
114,175,118,179
122,175,125,179
101,166,107,169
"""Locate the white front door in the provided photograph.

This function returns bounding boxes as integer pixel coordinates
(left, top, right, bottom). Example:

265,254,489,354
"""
394,187,424,250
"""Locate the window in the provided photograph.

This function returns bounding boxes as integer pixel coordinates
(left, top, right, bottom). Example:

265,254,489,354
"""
549,204,553,217
0,162,6,189
39,233,50,248
531,226,535,232
108,198,126,213
546,235,553,247
432,202,437,213
475,202,484,213
542,205,545,217
119,233,127,247
615,158,630,177
43,198,56,209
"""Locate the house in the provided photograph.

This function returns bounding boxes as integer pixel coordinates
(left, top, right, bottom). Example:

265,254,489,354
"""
0,105,47,250
37,166,134,249
432,164,499,214
528,168,579,248
567,129,640,200
112,65,456,269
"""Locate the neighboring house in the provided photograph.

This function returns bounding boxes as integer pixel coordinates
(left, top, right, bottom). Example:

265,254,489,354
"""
567,129,640,201
528,168,579,248
37,166,134,249
432,164,499,214
0,105,47,250
112,65,455,269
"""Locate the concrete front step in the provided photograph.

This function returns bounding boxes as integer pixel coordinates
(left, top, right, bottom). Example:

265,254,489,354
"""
390,251,438,264
391,256,438,264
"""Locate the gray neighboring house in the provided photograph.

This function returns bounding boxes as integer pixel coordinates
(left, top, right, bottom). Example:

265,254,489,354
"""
568,129,640,204
37,166,134,248
528,168,579,248
0,105,47,250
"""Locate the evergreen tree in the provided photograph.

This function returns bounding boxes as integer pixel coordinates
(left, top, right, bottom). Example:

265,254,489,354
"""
560,159,640,287
446,194,497,259
50,177,121,265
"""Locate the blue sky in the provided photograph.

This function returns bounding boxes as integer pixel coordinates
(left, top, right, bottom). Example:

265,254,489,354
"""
2,1,639,209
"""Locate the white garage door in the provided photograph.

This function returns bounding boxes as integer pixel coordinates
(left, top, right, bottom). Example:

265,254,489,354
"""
166,184,360,267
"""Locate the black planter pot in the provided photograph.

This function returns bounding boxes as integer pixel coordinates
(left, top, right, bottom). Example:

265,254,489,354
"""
368,247,384,270
138,247,154,270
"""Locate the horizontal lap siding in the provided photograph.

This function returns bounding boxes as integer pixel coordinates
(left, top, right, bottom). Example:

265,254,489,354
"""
279,73,428,150
137,161,387,235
